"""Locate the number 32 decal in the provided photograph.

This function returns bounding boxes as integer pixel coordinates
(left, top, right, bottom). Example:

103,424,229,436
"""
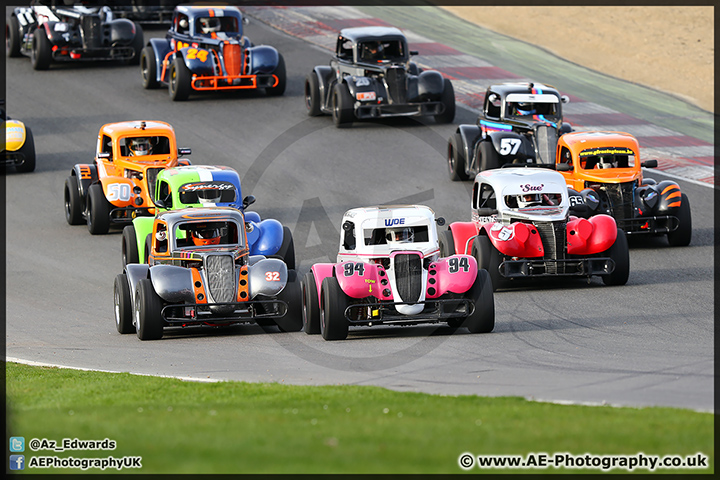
265,271,280,281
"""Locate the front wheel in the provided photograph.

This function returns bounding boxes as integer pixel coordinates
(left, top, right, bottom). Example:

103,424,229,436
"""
31,27,51,70
434,78,456,124
602,228,629,286
305,71,322,116
114,274,134,334
122,225,139,267
266,53,286,96
140,46,159,89
447,132,469,181
6,15,21,57
438,229,456,257
463,269,495,333
15,126,36,173
86,183,111,235
667,193,692,246
64,175,83,225
135,278,164,340
302,271,321,334
332,82,354,128
478,140,500,172
169,56,191,101
472,235,505,291
320,276,349,340
275,270,303,332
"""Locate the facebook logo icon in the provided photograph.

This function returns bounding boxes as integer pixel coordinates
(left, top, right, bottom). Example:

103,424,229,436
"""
10,455,25,470
10,437,25,452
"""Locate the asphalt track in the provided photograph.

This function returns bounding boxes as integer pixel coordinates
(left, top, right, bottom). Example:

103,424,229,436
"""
5,8,714,411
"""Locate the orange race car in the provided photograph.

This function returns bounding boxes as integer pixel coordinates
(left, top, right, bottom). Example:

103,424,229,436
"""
555,131,691,246
63,120,191,235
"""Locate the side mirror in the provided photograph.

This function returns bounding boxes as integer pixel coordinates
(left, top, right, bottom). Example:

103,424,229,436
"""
475,208,497,216
409,50,418,56
555,162,572,172
561,95,570,104
342,221,354,232
641,159,658,168
435,217,445,226
178,147,191,156
243,16,249,25
97,152,111,160
242,195,256,209
154,198,166,209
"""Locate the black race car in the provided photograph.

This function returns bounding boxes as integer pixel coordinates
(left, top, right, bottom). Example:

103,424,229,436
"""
447,82,572,181
6,1,143,70
305,26,455,127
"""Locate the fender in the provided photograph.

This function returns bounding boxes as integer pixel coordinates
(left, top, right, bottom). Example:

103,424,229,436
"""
313,65,334,109
148,264,195,304
344,76,377,102
108,18,135,45
566,215,617,255
249,218,283,256
426,255,478,299
178,46,215,76
655,180,683,212
485,222,544,258
244,211,261,223
132,216,154,262
486,130,534,162
416,70,444,100
99,176,136,208
124,263,150,312
148,37,172,84
5,120,26,151
247,45,279,75
72,164,98,201
456,124,481,171
448,221,479,255
40,21,70,46
310,263,335,303
335,261,389,300
559,122,573,135
248,258,288,299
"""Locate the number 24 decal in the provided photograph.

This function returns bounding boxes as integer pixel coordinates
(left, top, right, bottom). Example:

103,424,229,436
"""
448,257,470,273
265,271,280,281
176,42,209,62
343,262,365,277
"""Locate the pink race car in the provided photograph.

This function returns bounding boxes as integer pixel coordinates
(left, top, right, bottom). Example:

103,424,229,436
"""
302,205,495,340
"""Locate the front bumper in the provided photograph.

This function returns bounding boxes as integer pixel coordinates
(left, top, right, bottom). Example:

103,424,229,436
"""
499,256,615,278
109,206,155,224
618,216,679,235
191,74,279,91
343,298,473,326
160,299,288,326
354,101,444,119
2,151,27,167
52,46,136,62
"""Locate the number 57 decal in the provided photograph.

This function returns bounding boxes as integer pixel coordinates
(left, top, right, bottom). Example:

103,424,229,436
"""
499,138,522,156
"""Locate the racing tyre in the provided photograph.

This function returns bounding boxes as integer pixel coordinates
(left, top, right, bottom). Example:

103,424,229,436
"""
86,183,111,235
6,15,21,57
266,53,286,96
438,229,456,257
114,274,134,334
275,226,296,270
434,78,456,124
64,175,83,225
320,276,349,340
275,270,303,332
140,46,159,89
169,56,191,101
332,82,354,128
135,279,164,340
305,72,322,116
144,234,152,263
302,271,321,334
447,132,469,181
463,269,495,333
122,225,140,267
126,22,144,65
472,235,506,291
15,126,36,173
666,193,692,246
478,141,500,172
31,27,51,70
602,228,629,286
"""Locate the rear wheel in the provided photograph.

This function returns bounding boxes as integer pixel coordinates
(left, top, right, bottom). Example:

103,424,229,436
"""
122,225,139,267
478,141,500,172
275,270,303,332
169,56,191,101
463,269,495,333
438,229,456,257
447,132,469,181
276,226,296,270
302,271,321,334
86,183,111,235
434,78,456,124
31,27,51,70
140,46,159,89
135,279,164,340
472,235,505,291
6,15,21,58
305,72,322,116
64,175,83,225
15,126,36,173
320,276,349,340
667,193,692,246
114,274,134,334
602,228,630,286
332,82,354,128
266,53,286,96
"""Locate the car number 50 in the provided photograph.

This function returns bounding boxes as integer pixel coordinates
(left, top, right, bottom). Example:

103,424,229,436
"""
106,183,132,201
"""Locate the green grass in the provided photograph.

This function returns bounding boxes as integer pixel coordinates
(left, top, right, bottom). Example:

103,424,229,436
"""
6,362,713,474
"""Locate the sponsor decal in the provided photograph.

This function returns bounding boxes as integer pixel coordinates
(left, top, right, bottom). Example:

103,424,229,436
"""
180,182,235,192
579,147,634,157
355,77,370,86
384,218,406,226
356,91,376,101
520,183,544,192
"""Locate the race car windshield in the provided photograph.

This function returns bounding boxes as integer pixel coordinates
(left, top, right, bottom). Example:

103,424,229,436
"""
579,148,635,169
196,16,239,35
120,136,171,157
505,193,564,211
175,221,243,248
358,40,405,63
178,181,237,204
364,225,429,245
507,101,560,120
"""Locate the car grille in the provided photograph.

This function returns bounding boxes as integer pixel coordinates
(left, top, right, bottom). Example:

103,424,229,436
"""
599,182,634,223
534,220,566,273
224,44,242,76
205,254,235,303
145,168,164,204
393,253,422,303
81,15,102,49
534,124,557,165
384,67,407,104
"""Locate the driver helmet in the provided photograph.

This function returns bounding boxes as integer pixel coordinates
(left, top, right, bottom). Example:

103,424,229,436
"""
191,227,222,246
196,188,222,204
128,137,151,156
516,102,536,115
517,193,542,208
597,156,614,169
386,227,414,244
364,42,382,59
199,17,221,34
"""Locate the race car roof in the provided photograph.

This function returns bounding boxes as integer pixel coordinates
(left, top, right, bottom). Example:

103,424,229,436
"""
487,82,561,98
561,131,640,156
477,167,568,196
339,26,406,44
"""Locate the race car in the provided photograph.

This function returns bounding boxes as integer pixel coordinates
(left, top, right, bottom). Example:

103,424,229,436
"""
305,26,455,127
122,165,296,269
6,1,144,70
447,82,572,181
106,0,180,25
63,120,192,235
140,4,286,101
302,205,495,340
2,103,36,173
439,168,629,290
114,207,302,340
556,131,692,246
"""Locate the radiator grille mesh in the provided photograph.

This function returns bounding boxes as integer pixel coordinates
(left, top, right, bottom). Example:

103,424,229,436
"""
393,253,422,303
205,255,235,303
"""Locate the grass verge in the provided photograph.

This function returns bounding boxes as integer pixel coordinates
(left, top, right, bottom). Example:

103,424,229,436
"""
6,362,713,474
